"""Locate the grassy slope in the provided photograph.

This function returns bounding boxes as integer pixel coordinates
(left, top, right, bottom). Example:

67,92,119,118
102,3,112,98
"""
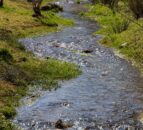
0,0,73,37
81,2,143,68
0,0,80,130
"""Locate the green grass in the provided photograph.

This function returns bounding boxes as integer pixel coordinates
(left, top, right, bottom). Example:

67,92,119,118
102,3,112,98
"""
39,11,74,27
82,2,143,67
0,0,79,129
0,0,73,37
0,35,80,130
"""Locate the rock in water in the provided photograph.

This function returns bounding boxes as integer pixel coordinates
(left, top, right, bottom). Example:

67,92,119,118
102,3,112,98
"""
55,119,73,129
101,71,109,76
82,49,93,54
55,119,65,129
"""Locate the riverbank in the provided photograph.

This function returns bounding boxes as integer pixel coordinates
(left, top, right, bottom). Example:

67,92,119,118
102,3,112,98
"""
81,2,143,71
0,0,80,129
0,0,74,37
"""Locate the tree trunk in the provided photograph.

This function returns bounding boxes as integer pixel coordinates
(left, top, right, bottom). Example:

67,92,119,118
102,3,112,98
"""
129,0,143,19
33,0,43,17
0,0,3,7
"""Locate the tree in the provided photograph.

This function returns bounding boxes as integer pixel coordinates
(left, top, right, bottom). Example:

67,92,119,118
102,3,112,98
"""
128,0,143,19
0,0,3,7
33,0,43,17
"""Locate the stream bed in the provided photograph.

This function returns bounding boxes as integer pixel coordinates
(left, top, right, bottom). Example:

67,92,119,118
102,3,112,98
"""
14,1,143,130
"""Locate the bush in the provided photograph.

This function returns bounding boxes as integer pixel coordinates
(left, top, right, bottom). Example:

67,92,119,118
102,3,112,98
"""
0,113,15,130
0,107,16,119
0,49,13,63
111,17,129,33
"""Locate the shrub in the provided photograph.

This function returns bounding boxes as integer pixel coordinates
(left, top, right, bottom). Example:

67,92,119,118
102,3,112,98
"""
0,49,13,63
111,17,129,33
0,113,15,130
0,107,16,119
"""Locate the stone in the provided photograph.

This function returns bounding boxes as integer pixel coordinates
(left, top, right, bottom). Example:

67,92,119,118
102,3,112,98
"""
55,119,64,129
119,43,128,49
101,71,109,76
62,102,70,107
60,43,66,48
55,119,73,129
82,49,93,54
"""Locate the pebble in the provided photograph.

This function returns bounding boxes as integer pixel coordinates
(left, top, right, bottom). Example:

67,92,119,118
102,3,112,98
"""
101,71,109,76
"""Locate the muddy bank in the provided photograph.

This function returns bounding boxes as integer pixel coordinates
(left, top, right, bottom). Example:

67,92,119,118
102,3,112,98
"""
13,0,143,130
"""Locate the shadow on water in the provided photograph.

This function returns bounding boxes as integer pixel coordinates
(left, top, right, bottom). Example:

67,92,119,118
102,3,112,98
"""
14,0,143,130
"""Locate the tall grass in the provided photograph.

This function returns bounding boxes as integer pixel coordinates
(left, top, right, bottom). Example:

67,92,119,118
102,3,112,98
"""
91,0,119,9
91,0,143,19
84,1,143,66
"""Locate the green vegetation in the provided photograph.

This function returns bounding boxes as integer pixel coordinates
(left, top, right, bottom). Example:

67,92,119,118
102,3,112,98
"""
91,0,119,9
82,1,143,67
0,0,79,130
40,11,73,27
0,43,80,129
76,0,81,4
0,0,73,37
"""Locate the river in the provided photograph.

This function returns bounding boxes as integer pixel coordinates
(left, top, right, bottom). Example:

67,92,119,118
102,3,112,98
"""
14,1,143,130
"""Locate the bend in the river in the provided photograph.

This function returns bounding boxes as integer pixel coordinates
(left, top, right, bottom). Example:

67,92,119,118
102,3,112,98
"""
14,1,143,130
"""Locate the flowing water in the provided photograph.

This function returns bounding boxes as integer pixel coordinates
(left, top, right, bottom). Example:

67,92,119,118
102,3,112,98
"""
14,1,143,130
